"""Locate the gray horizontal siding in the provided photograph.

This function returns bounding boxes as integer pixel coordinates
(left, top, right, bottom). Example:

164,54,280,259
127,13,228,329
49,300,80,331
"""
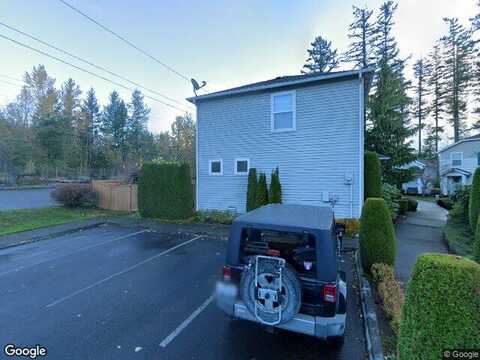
197,79,362,218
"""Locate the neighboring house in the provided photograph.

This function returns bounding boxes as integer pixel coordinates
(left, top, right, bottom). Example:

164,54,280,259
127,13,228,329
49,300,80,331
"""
187,68,374,219
438,134,480,195
399,160,438,195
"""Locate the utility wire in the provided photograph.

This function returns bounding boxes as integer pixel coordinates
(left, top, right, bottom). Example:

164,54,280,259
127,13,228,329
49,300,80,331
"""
0,33,190,113
0,73,23,83
0,22,193,110
0,78,23,88
58,0,190,82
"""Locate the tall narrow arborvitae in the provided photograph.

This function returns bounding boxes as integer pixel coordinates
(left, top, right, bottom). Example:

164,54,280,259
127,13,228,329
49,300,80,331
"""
255,172,269,208
269,167,282,204
246,168,257,212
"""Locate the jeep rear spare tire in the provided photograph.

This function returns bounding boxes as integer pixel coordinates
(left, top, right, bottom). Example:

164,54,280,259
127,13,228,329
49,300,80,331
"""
240,257,301,325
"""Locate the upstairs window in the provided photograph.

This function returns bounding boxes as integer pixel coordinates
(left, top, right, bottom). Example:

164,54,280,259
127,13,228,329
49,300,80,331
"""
235,158,249,175
451,152,463,167
209,159,223,175
271,91,296,132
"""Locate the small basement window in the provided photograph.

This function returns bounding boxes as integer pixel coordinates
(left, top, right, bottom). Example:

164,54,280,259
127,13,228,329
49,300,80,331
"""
271,91,296,131
209,159,223,175
235,158,249,175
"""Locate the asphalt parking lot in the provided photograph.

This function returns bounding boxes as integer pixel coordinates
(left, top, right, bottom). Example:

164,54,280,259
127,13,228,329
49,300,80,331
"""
0,224,365,359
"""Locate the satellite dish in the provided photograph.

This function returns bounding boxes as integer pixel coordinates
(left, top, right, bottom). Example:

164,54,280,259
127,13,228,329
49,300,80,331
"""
191,78,206,96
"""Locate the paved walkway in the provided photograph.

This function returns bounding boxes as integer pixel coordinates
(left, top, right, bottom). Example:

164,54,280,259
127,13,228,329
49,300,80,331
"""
395,200,448,283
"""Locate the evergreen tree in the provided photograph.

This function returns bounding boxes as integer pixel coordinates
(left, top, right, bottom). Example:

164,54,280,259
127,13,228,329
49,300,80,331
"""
343,5,374,68
102,91,128,167
441,18,475,141
425,45,446,153
367,1,414,182
255,172,269,208
60,78,81,118
80,88,100,170
170,113,195,171
269,167,282,204
302,36,339,73
472,3,480,126
246,168,257,212
412,58,432,156
127,89,150,164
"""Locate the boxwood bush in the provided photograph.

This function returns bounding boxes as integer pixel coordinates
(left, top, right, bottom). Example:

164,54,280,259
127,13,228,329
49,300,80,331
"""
364,151,383,200
359,198,396,272
398,253,480,360
407,198,418,212
138,162,194,220
398,198,408,215
469,168,480,232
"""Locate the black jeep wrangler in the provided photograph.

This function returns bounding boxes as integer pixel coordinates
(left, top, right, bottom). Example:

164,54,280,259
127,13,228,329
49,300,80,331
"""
215,204,346,345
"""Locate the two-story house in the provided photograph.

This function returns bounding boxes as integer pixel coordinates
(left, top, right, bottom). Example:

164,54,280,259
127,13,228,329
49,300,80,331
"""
187,68,374,219
438,134,480,195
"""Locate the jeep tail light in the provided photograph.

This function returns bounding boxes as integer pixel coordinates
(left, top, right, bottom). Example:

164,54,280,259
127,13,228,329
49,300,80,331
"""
323,284,337,303
266,249,281,257
222,266,232,281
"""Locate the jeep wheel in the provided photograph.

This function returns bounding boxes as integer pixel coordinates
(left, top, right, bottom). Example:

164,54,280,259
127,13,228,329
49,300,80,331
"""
240,258,301,325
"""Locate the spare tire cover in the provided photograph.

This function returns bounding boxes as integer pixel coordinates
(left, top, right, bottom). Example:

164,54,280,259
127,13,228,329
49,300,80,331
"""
240,257,302,324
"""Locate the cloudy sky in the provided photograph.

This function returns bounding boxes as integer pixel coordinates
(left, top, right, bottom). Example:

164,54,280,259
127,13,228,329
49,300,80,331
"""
0,0,477,134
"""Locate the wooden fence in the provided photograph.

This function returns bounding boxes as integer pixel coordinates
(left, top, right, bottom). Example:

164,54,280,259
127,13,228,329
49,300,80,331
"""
92,180,138,212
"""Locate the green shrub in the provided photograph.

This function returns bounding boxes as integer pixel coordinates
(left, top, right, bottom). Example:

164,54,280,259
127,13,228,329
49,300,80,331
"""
437,197,454,210
398,198,408,215
52,184,97,208
452,185,470,218
364,151,383,200
138,162,194,220
195,210,237,225
246,168,257,212
371,263,404,335
398,254,480,360
255,172,268,208
475,216,480,263
443,205,474,256
383,183,401,220
470,168,480,232
359,198,396,272
407,198,418,212
269,167,282,204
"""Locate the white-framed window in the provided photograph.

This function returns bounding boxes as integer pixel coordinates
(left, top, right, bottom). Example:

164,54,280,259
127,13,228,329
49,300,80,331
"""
271,91,296,132
234,158,250,175
209,159,223,175
451,152,463,167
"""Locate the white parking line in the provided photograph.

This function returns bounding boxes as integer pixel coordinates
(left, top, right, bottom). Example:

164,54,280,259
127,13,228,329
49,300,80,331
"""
0,230,149,278
159,294,214,348
45,235,204,308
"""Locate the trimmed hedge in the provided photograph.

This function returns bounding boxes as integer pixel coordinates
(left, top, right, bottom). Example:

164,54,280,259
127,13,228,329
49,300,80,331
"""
364,151,383,200
269,167,282,204
437,197,454,210
398,253,480,360
246,168,257,212
407,198,418,212
255,172,269,208
469,168,480,232
138,162,194,220
398,198,408,215
359,198,396,272
475,216,480,263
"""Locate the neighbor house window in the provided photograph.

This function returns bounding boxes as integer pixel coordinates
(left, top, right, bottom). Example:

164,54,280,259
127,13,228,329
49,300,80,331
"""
451,152,463,167
209,159,223,175
234,158,250,175
271,91,296,131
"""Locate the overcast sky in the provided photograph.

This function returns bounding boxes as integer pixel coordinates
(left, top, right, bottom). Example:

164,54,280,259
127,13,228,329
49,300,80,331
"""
0,0,477,134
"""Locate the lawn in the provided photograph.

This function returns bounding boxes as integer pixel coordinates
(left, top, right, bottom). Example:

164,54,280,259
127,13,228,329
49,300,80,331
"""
0,207,114,236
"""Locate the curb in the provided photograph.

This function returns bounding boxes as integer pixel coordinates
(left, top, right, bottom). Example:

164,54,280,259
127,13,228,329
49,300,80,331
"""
0,220,107,251
355,251,384,360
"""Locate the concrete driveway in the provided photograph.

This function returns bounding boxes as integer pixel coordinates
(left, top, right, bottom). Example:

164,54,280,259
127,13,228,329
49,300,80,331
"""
0,225,365,359
0,188,57,210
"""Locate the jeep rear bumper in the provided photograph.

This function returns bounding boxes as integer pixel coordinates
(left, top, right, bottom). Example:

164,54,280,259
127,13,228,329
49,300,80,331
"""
216,282,345,339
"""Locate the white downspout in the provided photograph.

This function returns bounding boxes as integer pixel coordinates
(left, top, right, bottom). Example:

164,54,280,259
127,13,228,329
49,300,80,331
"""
358,70,365,219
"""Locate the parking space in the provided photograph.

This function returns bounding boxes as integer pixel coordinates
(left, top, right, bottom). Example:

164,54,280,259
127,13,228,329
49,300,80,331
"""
0,225,365,359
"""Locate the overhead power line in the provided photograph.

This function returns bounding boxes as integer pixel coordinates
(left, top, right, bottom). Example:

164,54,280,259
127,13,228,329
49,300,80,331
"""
0,22,192,110
0,78,23,88
58,0,191,82
0,73,23,83
0,33,190,113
